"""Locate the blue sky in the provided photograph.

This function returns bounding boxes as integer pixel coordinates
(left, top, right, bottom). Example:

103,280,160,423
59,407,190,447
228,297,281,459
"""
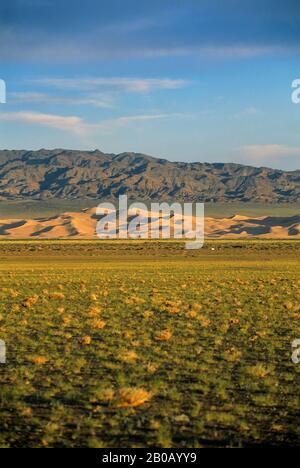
0,0,300,169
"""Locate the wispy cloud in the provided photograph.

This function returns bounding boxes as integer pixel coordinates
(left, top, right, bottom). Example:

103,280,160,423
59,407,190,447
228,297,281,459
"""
241,145,300,161
0,110,183,135
1,25,297,63
33,77,188,93
2,1,300,64
101,113,184,130
10,92,114,108
0,111,85,134
234,107,259,118
141,44,289,59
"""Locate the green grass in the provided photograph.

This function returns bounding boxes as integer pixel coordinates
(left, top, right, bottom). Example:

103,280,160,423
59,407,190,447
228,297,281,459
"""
204,202,300,218
1,200,299,219
0,240,299,448
0,199,99,219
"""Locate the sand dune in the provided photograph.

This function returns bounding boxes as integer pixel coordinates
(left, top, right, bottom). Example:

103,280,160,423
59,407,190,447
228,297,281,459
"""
0,209,299,239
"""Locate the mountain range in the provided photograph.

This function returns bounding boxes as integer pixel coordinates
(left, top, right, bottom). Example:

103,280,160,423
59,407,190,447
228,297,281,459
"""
0,149,299,203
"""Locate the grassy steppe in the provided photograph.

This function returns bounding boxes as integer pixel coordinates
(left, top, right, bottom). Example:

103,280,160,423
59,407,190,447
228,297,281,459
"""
1,200,300,219
0,240,299,448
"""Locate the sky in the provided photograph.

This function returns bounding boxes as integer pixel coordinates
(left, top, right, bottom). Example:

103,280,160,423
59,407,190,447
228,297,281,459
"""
0,0,300,170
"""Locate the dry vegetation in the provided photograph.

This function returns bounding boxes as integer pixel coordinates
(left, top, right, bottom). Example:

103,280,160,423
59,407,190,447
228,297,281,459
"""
0,240,299,448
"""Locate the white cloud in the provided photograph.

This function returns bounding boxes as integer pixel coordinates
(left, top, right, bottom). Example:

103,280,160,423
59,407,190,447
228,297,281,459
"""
234,107,259,118
33,77,188,93
10,92,114,108
1,23,297,63
141,45,285,59
100,113,181,130
0,111,182,135
241,144,300,160
0,111,86,134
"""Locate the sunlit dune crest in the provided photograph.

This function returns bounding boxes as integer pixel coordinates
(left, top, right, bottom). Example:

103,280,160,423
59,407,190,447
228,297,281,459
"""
0,209,299,238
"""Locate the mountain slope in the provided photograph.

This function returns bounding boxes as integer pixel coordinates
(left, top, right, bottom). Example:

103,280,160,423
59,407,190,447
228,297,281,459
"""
0,149,299,202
